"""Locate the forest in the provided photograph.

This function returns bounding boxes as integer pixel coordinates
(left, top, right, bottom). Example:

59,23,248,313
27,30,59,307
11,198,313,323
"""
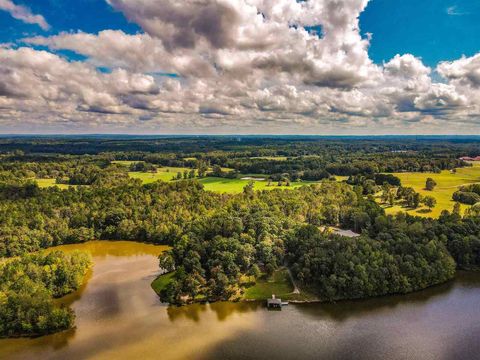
0,250,91,337
1,136,480,324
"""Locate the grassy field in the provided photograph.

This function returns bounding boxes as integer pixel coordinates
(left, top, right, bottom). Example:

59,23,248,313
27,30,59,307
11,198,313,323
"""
129,167,192,183
243,269,293,300
128,167,316,193
335,176,349,182
111,160,137,166
151,272,176,295
152,268,314,302
383,162,480,218
35,178,74,190
242,268,318,301
250,156,289,161
198,177,313,193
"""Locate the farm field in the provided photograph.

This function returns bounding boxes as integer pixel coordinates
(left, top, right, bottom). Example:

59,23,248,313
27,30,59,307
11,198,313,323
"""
250,156,289,161
35,178,75,189
128,167,317,193
383,162,480,218
33,167,316,193
129,167,190,183
111,160,137,166
198,177,314,193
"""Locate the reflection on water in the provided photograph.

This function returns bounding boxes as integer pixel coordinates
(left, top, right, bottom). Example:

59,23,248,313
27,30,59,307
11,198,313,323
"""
167,301,261,323
1,241,480,360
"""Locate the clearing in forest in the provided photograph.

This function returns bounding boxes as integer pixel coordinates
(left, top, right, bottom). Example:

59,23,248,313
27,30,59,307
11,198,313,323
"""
383,162,480,218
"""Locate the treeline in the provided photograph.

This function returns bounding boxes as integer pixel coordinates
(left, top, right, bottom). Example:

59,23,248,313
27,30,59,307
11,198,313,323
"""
2,136,480,159
221,156,465,181
0,137,473,184
436,211,480,270
453,184,480,205
286,219,455,301
0,181,219,257
0,251,91,337
286,209,480,302
0,179,374,257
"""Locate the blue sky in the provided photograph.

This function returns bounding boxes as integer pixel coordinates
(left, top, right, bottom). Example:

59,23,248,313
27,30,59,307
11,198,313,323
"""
0,0,139,42
360,0,480,66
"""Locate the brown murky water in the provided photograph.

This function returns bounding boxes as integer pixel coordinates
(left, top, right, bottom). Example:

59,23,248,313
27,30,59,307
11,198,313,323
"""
1,241,480,360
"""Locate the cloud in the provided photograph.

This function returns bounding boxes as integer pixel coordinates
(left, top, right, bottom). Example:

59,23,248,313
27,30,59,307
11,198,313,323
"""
437,54,480,88
1,0,480,134
414,83,468,113
446,6,468,16
24,30,215,77
0,0,49,30
0,47,159,114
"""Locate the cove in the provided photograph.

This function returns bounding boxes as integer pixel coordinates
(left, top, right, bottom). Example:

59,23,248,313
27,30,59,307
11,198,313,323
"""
1,241,479,360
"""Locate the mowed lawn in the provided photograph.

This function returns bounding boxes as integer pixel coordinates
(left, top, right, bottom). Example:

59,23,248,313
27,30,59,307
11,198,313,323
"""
243,268,293,300
151,272,176,295
384,162,480,218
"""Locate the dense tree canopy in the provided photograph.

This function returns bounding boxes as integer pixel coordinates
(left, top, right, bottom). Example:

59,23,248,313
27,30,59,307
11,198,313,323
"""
0,251,91,337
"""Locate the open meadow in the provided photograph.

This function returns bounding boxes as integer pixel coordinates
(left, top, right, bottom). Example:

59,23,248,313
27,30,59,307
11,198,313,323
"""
35,178,75,190
198,177,314,193
383,162,480,218
129,167,192,183
128,166,319,193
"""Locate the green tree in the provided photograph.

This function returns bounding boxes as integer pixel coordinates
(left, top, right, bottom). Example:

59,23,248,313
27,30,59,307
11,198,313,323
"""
425,178,437,191
423,196,437,210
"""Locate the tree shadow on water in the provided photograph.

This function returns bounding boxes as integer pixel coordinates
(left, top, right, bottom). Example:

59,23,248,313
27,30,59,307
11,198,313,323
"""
167,301,261,323
294,275,473,322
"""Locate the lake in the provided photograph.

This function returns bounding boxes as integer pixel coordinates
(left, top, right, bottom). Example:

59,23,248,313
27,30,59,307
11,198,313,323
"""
1,240,479,360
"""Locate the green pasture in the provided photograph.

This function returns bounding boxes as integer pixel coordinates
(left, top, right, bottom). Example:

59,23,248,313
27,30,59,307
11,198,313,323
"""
250,156,289,161
198,177,312,193
128,167,316,193
35,178,74,190
129,167,192,183
383,163,480,218
111,160,137,166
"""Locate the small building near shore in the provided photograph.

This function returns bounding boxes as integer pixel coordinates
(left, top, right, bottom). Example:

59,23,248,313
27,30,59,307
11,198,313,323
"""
267,294,282,309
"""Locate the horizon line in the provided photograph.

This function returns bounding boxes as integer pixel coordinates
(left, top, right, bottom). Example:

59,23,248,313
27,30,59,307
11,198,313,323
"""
1,133,480,137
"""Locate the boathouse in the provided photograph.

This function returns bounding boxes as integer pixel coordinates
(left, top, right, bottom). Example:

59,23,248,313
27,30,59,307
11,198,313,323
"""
267,294,282,309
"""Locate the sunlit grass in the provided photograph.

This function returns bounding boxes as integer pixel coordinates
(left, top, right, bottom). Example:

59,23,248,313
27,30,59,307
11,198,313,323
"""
198,177,313,193
151,272,176,295
129,167,192,183
128,167,316,193
383,163,480,218
35,178,74,190
243,269,293,300
250,156,289,161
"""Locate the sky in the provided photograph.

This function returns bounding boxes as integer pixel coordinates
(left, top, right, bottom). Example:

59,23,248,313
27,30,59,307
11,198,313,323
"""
0,0,479,134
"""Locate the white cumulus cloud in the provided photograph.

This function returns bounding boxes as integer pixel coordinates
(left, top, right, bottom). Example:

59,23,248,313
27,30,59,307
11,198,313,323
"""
0,0,49,30
0,0,479,133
